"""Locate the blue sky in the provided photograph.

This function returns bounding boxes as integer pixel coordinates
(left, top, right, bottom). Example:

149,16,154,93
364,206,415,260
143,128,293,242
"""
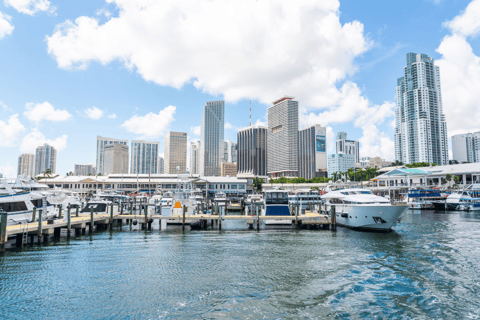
1,0,480,177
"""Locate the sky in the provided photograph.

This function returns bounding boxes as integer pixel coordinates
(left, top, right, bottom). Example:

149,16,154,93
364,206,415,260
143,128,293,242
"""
1,0,480,177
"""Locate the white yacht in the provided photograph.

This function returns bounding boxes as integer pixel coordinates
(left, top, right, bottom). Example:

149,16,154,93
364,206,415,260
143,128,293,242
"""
189,189,204,206
262,189,292,225
80,199,111,215
321,188,408,232
0,192,57,225
245,193,264,206
159,191,174,207
432,190,480,211
288,189,322,209
213,192,228,206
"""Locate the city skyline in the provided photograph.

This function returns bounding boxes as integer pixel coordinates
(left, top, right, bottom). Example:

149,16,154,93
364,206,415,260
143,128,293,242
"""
2,0,480,177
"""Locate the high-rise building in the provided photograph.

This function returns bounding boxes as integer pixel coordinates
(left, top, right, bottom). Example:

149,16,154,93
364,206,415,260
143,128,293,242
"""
74,164,96,176
104,144,129,175
336,131,359,164
237,125,267,177
158,156,164,174
164,132,187,174
221,162,237,177
35,144,57,176
394,53,448,165
222,140,237,163
327,154,355,178
267,96,298,177
96,136,128,175
200,100,225,176
17,153,35,177
190,141,200,175
451,132,480,163
298,125,327,180
130,140,159,174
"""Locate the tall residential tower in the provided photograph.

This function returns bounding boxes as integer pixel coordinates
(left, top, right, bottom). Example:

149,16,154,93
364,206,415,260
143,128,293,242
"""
130,140,159,174
200,100,225,176
96,136,128,175
164,132,187,174
35,144,56,176
298,125,327,179
17,153,35,177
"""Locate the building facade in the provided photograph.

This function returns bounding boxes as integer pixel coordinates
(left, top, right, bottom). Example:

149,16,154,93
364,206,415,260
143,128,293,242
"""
74,164,96,176
130,140,159,174
35,144,57,176
394,53,449,165
451,132,480,163
190,141,200,175
237,125,267,177
222,140,237,163
103,144,129,175
221,162,237,177
158,156,164,174
267,97,299,177
96,136,128,175
164,132,187,174
17,153,35,177
298,125,327,180
327,154,355,178
200,100,225,176
336,131,359,164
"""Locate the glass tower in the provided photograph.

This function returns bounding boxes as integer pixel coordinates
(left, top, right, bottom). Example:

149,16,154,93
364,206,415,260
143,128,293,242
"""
200,101,225,176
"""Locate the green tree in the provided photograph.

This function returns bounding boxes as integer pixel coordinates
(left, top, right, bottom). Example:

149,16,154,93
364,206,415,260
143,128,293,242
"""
454,175,460,184
391,160,404,166
252,177,264,191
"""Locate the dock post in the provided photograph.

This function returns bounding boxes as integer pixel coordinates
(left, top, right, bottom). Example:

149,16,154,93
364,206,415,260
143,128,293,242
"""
120,201,124,215
256,204,259,231
37,209,43,244
67,207,71,238
130,200,133,216
182,205,186,231
58,205,62,219
76,206,79,217
219,206,222,231
144,204,148,230
90,207,94,234
32,207,36,223
0,213,7,253
331,206,336,231
295,204,298,226
110,203,114,230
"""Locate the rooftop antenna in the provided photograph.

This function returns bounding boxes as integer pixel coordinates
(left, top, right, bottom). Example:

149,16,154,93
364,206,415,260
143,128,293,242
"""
249,100,251,127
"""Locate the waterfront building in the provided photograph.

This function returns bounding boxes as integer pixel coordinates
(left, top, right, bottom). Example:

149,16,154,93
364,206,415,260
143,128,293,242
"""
221,162,237,177
158,156,164,174
130,140,159,174
164,132,187,174
96,136,128,175
451,132,480,163
394,52,449,165
200,100,225,176
298,125,327,180
267,96,298,177
104,144,129,175
35,144,56,176
17,153,35,177
358,157,371,167
367,157,392,169
237,125,267,177
336,131,359,164
327,154,355,178
190,141,200,175
74,164,96,176
222,140,237,163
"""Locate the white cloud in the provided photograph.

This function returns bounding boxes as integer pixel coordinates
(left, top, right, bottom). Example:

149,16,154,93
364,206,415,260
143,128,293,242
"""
24,101,72,123
0,114,26,146
326,126,335,153
436,0,480,136
108,113,117,119
0,101,11,112
0,11,14,39
4,0,55,16
121,105,176,138
20,129,68,152
253,119,267,127
190,125,201,136
84,106,104,120
224,122,233,129
0,162,16,179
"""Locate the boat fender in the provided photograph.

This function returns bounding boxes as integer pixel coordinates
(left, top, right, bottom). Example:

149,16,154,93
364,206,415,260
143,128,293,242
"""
133,219,138,226
148,218,153,223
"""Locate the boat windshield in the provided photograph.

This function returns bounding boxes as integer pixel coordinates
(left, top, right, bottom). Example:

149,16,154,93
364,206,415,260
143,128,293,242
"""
265,192,289,205
340,191,373,195
81,203,107,213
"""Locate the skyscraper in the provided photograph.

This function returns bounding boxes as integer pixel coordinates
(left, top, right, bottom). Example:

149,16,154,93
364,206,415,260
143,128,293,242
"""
336,131,359,163
96,136,128,175
200,100,225,176
35,144,56,176
394,53,448,165
190,141,200,175
237,125,267,177
298,125,327,179
158,156,164,174
164,132,187,174
267,96,298,177
222,140,237,163
74,164,96,176
103,144,129,175
451,132,480,163
17,153,35,177
130,140,159,174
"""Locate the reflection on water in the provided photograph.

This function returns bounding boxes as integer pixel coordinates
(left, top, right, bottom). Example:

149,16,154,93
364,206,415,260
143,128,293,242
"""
1,211,480,319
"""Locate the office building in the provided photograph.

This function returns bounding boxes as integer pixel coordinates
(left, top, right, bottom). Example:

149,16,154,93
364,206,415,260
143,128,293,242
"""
17,153,35,177
35,144,57,176
237,125,267,177
200,100,225,176
104,144,129,175
327,154,355,178
130,140,159,174
158,156,164,174
96,136,128,175
336,131,359,163
267,96,299,177
74,164,96,176
298,125,327,180
394,52,449,165
164,132,187,174
190,141,200,175
222,140,237,163
221,162,237,177
451,132,480,163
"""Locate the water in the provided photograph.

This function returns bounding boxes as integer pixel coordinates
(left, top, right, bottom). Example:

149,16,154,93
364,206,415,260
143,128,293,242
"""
1,211,480,319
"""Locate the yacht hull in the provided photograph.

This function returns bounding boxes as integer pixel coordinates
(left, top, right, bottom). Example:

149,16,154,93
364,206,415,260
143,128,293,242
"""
334,205,408,232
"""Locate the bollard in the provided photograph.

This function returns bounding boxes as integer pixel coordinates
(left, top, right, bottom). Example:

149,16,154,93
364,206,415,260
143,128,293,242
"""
182,205,186,231
90,207,94,234
67,207,71,237
331,206,336,231
0,213,7,252
37,209,43,243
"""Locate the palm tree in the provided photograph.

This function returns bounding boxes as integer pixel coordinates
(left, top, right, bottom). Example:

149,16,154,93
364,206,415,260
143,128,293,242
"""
445,174,452,188
42,168,52,188
454,175,460,186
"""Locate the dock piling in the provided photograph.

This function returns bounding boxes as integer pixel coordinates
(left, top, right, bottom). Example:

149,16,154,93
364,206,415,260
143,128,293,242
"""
67,207,71,238
32,207,36,223
0,213,7,252
58,205,62,219
331,206,336,231
256,204,259,231
37,209,43,244
90,207,94,234
76,206,79,217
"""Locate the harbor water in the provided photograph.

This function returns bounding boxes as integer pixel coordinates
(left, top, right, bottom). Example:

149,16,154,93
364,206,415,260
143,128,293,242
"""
1,211,480,319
